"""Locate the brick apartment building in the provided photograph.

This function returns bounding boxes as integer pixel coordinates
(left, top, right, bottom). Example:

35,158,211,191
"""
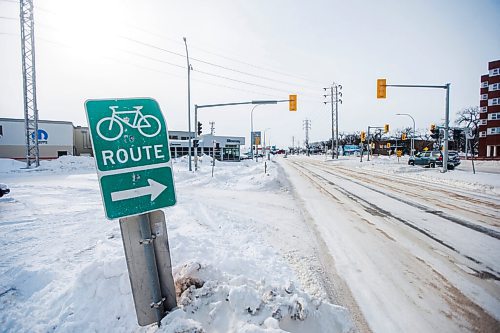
479,60,500,158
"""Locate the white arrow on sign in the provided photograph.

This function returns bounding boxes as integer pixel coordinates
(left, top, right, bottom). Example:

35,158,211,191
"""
111,179,167,202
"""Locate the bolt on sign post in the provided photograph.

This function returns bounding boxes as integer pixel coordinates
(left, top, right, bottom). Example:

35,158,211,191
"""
289,94,297,111
85,98,177,326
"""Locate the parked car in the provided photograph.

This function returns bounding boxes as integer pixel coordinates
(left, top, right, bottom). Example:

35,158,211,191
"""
240,153,252,160
0,183,10,197
437,151,461,168
408,151,459,169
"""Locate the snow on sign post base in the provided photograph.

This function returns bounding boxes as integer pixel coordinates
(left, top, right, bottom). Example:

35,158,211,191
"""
85,98,176,219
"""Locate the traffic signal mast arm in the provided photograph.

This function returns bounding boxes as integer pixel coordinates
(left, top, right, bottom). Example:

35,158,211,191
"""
384,84,448,89
377,79,451,172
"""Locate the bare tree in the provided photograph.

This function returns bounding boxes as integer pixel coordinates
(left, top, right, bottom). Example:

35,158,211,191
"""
455,106,480,129
455,106,479,154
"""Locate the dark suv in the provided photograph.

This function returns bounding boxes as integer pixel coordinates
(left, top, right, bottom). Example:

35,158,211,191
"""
408,151,460,169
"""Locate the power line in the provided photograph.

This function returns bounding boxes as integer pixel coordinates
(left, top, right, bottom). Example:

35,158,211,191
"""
121,36,321,92
17,33,281,99
23,9,326,100
120,23,326,87
29,2,328,90
114,41,322,100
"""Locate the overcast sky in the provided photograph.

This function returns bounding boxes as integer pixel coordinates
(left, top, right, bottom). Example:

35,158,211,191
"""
1,0,499,147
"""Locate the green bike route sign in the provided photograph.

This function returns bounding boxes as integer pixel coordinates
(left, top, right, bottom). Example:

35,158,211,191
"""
85,98,176,219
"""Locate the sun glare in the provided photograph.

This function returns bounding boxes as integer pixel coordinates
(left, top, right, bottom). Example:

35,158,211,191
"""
40,0,130,60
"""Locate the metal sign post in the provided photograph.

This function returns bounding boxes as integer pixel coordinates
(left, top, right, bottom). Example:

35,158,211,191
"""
85,98,177,326
465,128,475,174
120,211,177,326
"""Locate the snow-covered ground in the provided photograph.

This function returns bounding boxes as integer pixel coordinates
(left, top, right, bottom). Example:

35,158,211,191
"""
1,154,498,332
0,156,352,333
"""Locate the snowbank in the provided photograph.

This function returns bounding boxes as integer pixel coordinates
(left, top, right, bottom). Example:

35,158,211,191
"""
0,156,353,333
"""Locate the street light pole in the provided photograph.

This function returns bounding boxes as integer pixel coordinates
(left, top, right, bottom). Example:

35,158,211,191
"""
263,127,270,158
396,113,416,156
183,37,192,171
251,104,260,161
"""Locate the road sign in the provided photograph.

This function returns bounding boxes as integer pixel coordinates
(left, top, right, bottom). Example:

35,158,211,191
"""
252,131,261,145
85,98,176,219
465,128,475,139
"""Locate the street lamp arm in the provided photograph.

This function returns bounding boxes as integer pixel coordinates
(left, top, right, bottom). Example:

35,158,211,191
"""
395,113,416,157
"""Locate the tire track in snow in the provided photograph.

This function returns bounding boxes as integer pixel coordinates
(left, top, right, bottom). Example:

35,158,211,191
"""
289,161,500,280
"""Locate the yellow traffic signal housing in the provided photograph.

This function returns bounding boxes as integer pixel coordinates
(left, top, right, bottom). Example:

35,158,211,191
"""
402,133,407,140
397,150,402,157
430,124,436,131
377,79,387,99
384,124,389,133
386,142,391,148
360,131,366,142
289,95,297,111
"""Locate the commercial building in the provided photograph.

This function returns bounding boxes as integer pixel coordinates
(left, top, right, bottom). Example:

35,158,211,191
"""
0,118,79,159
479,60,500,159
169,131,245,161
0,118,244,162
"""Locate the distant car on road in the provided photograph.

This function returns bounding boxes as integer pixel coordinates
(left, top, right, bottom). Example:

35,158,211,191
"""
408,151,460,169
0,183,10,197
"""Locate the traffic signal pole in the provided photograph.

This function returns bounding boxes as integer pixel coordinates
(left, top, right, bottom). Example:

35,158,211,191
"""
379,82,450,172
194,99,291,169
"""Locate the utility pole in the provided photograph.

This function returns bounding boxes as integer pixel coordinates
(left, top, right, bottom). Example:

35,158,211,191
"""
303,119,311,156
209,121,215,135
323,83,342,159
292,136,295,154
20,0,39,168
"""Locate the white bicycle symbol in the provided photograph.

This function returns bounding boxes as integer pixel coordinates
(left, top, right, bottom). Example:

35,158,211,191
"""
96,106,162,141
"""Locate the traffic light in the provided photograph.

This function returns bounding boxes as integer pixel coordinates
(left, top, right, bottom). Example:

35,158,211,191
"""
386,142,391,148
377,79,387,99
289,94,297,111
384,124,389,133
430,124,436,132
360,131,366,142
193,139,199,148
401,133,407,140
197,121,203,135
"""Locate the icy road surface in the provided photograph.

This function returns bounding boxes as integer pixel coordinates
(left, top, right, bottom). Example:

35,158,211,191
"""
279,155,500,333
